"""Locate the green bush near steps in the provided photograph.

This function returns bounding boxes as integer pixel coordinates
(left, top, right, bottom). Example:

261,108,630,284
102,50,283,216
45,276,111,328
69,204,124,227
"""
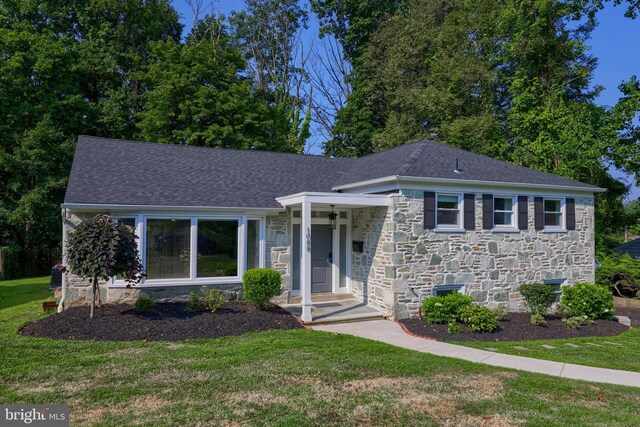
560,282,614,320
242,268,282,309
134,294,155,314
459,304,498,332
422,291,473,324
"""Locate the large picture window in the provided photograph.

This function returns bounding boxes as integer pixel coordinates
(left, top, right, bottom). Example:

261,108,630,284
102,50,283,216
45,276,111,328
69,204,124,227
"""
437,194,461,227
146,219,191,279
197,220,238,278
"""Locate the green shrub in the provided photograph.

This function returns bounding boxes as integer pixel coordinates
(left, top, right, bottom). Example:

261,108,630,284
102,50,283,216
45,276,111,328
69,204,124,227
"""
202,288,225,313
563,315,592,329
519,283,555,316
186,290,202,313
447,323,463,334
134,294,155,314
459,305,498,332
530,313,547,326
560,282,614,320
242,268,282,309
185,286,226,313
422,291,473,324
492,306,507,321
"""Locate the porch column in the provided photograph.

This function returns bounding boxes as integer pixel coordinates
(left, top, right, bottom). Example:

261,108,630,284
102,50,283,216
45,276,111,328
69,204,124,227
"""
300,200,312,322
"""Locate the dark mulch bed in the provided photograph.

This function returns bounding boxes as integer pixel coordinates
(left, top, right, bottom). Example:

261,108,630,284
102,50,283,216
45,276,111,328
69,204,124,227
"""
399,312,630,342
19,302,303,341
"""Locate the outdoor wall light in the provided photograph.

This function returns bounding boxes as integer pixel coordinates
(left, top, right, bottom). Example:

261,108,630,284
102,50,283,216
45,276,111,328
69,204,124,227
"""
328,205,337,230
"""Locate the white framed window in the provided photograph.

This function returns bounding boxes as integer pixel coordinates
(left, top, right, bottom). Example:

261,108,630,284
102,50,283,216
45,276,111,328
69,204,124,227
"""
436,193,463,230
114,217,136,228
544,198,565,231
493,196,517,229
111,214,264,287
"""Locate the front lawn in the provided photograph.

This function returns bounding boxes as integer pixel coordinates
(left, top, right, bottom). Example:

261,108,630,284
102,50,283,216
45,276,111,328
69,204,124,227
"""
451,328,640,373
2,277,640,426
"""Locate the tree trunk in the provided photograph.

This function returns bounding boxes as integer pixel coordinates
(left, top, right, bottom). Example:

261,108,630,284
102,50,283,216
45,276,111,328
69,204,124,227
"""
90,275,98,319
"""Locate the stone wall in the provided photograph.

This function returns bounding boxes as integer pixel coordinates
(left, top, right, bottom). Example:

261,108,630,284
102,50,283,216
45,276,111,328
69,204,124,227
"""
265,211,291,302
351,206,395,317
384,190,595,319
61,210,290,308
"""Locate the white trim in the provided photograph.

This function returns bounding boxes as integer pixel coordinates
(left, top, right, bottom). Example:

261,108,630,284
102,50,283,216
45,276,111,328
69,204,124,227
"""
276,192,390,208
435,193,464,231
493,195,517,230
543,197,566,232
62,203,283,214
332,175,604,194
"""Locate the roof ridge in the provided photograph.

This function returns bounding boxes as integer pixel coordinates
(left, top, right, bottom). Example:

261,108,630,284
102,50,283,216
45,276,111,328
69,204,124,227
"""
77,135,355,162
397,141,428,176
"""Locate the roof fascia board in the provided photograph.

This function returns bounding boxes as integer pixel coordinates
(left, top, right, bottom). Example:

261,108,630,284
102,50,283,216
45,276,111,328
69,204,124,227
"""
62,203,284,214
333,175,604,194
276,192,390,207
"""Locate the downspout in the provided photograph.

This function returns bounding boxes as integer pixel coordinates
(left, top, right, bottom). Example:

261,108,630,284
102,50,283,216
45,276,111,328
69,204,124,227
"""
417,292,428,318
57,205,67,313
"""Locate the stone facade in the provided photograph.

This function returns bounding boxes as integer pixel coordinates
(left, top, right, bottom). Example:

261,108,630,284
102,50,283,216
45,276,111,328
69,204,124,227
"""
62,188,596,320
265,211,291,302
357,190,595,319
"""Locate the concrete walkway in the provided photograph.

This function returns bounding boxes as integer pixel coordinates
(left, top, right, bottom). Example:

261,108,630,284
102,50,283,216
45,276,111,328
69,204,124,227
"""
313,320,640,388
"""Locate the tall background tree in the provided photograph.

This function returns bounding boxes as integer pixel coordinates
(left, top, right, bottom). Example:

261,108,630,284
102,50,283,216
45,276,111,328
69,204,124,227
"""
230,0,312,153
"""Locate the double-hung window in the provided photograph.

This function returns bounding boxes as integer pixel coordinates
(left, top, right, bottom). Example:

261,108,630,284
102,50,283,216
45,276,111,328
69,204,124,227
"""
436,194,462,229
544,198,564,231
493,196,516,229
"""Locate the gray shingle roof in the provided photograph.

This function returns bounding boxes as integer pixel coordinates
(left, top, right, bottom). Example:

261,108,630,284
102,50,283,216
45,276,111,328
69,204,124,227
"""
332,140,600,190
64,136,600,209
613,239,640,259
64,136,356,208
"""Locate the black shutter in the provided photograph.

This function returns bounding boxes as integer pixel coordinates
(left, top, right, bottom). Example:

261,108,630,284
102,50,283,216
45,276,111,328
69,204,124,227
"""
424,191,436,229
482,194,493,230
566,198,576,230
464,193,475,230
518,196,528,230
534,197,544,230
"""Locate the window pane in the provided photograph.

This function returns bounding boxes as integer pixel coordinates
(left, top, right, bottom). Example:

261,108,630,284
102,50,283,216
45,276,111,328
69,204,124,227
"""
437,195,458,209
292,210,301,218
197,220,238,277
494,197,512,211
247,220,260,270
437,210,459,225
544,199,561,213
544,212,562,226
292,224,301,291
339,224,347,288
494,212,512,226
117,217,136,229
146,219,191,279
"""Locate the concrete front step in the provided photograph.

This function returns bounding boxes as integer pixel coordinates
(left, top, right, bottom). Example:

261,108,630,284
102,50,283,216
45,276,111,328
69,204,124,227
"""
304,312,386,325
289,293,353,304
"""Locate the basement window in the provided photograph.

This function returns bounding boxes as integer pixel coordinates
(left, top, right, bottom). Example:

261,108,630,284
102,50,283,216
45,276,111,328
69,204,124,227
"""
433,285,464,296
543,279,565,303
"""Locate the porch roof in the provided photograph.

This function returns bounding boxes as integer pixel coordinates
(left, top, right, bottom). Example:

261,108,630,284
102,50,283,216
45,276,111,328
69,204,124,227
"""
275,192,391,208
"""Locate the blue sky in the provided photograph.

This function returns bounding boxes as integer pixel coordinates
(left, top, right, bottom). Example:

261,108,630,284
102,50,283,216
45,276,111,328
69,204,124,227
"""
173,0,640,199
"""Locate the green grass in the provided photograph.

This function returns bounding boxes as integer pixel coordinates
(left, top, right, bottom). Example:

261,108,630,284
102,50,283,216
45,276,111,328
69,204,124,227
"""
450,327,640,373
2,277,640,426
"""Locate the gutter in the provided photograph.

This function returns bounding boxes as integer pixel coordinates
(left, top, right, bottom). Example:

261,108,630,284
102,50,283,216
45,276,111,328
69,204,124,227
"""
332,175,606,193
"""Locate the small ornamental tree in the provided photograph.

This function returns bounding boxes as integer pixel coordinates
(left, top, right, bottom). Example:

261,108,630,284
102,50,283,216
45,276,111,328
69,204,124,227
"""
65,215,144,318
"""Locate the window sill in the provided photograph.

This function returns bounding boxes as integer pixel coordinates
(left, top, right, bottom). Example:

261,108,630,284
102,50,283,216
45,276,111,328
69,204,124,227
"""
434,228,466,233
542,228,567,233
492,228,520,233
110,277,242,288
